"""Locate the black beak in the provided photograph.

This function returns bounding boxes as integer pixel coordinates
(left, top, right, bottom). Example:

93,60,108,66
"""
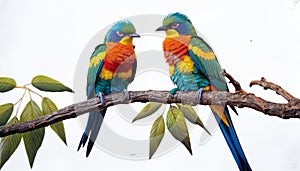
156,26,168,31
129,33,140,38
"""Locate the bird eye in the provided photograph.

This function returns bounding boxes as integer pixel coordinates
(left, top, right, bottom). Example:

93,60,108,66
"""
117,31,124,36
171,23,179,29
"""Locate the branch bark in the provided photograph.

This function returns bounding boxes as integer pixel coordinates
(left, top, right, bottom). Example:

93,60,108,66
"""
1,76,300,138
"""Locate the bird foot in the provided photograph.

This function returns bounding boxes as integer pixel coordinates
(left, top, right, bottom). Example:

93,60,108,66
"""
123,89,129,101
169,88,179,98
96,92,105,105
196,88,205,101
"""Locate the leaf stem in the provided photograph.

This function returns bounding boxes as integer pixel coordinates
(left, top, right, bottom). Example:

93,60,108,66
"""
28,89,43,98
16,84,43,98
15,85,26,89
28,91,32,100
14,89,27,117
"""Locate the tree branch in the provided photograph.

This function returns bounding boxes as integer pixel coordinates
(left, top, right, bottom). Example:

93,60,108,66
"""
250,77,298,102
1,74,300,138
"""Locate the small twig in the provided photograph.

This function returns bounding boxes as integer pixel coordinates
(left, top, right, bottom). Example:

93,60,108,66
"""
250,77,297,102
221,69,247,95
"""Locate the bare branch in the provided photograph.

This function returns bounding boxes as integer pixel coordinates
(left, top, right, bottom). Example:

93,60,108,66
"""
0,74,300,138
250,77,298,102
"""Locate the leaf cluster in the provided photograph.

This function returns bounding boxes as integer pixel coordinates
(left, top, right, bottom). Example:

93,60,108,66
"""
0,76,73,169
132,102,210,159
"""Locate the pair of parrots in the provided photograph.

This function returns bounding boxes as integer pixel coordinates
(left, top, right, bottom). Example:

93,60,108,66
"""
77,12,252,171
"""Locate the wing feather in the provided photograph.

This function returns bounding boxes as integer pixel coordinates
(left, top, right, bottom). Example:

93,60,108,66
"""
188,36,227,91
87,44,106,98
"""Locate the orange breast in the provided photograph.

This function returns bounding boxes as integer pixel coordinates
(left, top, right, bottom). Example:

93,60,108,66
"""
104,42,136,73
163,35,191,65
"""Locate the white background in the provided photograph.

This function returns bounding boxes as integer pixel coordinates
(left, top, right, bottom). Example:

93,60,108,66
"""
1,0,300,170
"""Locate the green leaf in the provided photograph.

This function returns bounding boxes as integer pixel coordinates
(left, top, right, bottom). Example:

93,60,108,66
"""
20,100,45,168
41,97,67,145
149,115,165,159
176,104,210,135
31,75,74,92
0,117,22,169
132,102,162,122
166,105,192,155
0,103,14,126
0,77,16,93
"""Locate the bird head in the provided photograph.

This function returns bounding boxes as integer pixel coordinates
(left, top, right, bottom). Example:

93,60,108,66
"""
105,20,140,44
156,12,196,38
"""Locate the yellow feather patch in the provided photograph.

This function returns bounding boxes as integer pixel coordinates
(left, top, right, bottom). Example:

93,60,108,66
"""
210,105,229,127
89,52,106,68
176,55,195,73
117,68,132,79
99,68,113,80
188,45,215,60
169,66,175,76
203,86,211,91
166,29,179,38
120,36,133,44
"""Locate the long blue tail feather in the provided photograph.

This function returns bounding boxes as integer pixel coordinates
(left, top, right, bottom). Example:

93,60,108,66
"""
212,106,251,171
78,109,107,157
78,111,96,151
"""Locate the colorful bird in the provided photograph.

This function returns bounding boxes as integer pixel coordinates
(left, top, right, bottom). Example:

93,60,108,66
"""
156,12,252,171
78,20,140,157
